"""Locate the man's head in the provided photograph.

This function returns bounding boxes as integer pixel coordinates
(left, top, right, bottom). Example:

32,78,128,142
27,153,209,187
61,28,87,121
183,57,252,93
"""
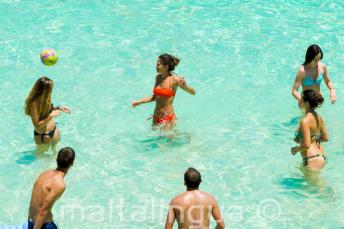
184,167,202,189
57,147,75,170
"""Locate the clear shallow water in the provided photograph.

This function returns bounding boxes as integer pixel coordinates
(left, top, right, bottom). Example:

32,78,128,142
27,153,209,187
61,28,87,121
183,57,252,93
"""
0,0,344,228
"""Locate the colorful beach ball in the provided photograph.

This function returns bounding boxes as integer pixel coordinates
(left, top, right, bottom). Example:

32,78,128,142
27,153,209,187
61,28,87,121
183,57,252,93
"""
40,48,58,66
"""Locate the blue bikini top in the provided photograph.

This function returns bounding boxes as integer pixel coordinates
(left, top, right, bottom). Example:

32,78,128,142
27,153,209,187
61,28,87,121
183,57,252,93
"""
302,65,323,87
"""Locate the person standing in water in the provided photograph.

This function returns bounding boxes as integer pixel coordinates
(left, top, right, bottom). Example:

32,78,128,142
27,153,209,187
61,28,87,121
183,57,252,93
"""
291,90,329,170
25,76,71,152
28,147,75,229
132,54,195,130
292,44,336,107
165,168,225,229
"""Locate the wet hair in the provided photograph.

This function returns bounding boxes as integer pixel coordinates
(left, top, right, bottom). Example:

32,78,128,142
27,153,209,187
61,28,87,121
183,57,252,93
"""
24,76,54,119
184,167,202,189
303,44,323,65
302,89,324,109
57,147,75,169
158,53,180,71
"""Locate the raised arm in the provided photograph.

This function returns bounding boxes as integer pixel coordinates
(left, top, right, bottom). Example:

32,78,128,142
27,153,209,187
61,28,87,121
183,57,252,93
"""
323,65,336,104
212,199,225,229
175,76,195,95
33,182,65,229
292,67,304,107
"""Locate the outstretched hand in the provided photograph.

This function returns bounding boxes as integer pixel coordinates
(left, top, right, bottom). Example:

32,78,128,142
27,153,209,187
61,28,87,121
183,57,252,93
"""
60,106,71,114
132,101,141,108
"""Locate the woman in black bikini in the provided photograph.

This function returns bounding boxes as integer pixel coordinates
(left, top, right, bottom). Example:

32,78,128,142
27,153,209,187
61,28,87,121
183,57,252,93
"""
291,90,329,170
25,76,70,151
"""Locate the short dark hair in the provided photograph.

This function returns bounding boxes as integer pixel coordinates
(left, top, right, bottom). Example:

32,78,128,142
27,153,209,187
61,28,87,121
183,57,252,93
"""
184,167,202,189
57,147,75,169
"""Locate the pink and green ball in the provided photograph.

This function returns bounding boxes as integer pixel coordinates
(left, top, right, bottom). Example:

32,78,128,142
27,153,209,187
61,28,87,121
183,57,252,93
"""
40,49,58,66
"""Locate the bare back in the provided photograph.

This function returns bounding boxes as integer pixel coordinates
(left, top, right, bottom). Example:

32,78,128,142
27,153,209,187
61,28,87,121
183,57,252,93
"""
28,170,65,222
300,112,328,158
169,190,218,229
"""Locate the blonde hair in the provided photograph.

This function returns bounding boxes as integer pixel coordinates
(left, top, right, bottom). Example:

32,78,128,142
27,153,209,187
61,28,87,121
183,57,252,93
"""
25,76,54,119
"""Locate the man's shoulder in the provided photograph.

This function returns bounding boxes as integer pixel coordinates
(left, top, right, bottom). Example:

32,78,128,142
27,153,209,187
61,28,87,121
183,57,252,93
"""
200,191,217,202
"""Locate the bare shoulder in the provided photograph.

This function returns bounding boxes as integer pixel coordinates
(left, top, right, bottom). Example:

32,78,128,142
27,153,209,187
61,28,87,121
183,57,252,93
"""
296,65,306,79
319,115,325,124
298,65,306,73
301,116,311,126
169,194,184,207
173,75,184,82
51,175,66,192
320,62,328,72
202,191,217,202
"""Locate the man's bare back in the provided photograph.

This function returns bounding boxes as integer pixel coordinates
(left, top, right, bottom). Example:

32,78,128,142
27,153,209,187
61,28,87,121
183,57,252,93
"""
165,168,225,229
29,170,65,222
28,147,74,229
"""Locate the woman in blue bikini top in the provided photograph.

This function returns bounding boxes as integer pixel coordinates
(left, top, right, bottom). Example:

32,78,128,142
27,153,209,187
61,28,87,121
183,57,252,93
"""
292,44,336,107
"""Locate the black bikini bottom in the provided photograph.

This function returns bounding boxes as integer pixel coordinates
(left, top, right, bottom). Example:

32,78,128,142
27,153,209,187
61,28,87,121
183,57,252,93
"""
303,154,327,167
34,125,57,143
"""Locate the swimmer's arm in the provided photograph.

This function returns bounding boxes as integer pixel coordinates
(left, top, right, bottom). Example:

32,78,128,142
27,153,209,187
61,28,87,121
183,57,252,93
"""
292,68,304,103
299,119,311,151
54,105,71,114
323,65,336,104
176,76,196,95
29,103,58,129
212,199,225,229
320,117,329,142
132,95,155,107
165,200,176,229
34,183,65,229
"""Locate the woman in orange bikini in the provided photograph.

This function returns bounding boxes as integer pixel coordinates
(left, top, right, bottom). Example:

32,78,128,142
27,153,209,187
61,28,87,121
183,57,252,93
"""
132,53,195,129
25,76,71,152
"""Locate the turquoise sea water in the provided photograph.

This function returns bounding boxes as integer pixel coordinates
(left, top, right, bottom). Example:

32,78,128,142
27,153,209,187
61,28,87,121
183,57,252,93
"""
0,0,344,228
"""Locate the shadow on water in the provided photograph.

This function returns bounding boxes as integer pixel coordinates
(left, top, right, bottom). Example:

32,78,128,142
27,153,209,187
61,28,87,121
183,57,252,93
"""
138,130,192,151
280,169,334,199
15,150,36,165
15,146,57,165
281,116,301,128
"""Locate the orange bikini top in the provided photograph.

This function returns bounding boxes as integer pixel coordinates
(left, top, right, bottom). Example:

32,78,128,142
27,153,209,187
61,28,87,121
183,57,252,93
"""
153,87,175,97
153,76,175,97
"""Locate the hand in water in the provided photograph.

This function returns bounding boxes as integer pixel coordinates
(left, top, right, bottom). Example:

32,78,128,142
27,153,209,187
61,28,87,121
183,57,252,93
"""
290,146,299,155
330,93,336,104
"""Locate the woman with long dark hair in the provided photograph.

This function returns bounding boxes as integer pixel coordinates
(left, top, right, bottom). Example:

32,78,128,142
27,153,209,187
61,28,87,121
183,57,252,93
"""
25,76,70,150
132,53,195,130
292,44,336,107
